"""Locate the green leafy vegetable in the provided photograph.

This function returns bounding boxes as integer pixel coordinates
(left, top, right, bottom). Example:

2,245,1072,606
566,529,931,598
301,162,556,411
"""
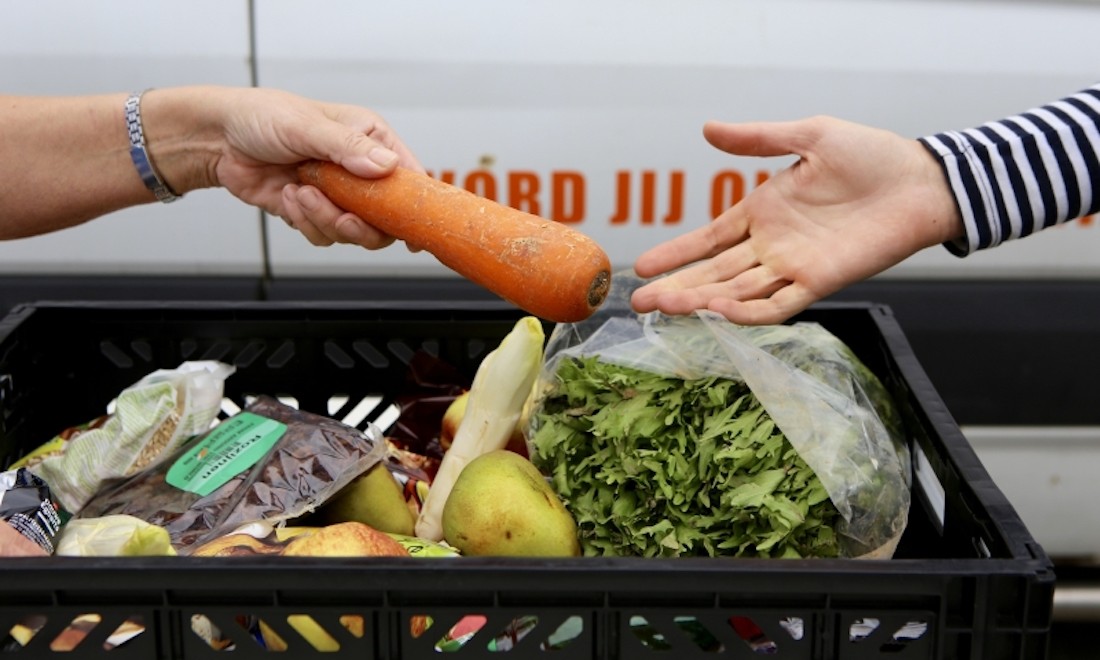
530,356,842,559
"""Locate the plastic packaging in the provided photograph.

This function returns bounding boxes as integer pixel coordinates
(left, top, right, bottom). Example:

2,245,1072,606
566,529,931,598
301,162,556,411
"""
531,274,911,558
16,361,235,513
77,396,386,553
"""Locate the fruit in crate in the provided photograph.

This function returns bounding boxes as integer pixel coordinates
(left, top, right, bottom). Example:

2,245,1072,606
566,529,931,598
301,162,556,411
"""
315,463,417,536
282,522,410,558
190,522,409,558
441,449,580,557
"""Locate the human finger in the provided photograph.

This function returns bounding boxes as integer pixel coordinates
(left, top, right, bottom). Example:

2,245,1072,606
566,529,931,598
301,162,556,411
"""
707,282,817,326
635,261,788,317
362,120,425,174
281,184,335,246
703,117,821,159
288,113,400,179
289,184,397,249
633,205,753,279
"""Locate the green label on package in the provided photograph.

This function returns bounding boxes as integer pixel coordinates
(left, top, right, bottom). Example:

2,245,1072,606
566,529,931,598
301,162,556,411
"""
166,412,286,497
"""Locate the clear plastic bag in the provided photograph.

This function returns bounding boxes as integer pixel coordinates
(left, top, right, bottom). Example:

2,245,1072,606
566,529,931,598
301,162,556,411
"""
532,274,910,558
20,361,235,513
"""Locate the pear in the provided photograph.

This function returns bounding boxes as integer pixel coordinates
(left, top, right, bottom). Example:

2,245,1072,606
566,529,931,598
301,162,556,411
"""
282,522,409,557
442,449,580,557
316,463,416,536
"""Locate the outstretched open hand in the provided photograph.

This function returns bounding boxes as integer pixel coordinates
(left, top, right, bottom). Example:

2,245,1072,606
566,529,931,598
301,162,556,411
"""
631,116,962,324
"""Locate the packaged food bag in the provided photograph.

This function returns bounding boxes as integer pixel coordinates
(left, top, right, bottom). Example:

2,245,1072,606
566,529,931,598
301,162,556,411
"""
528,274,911,559
78,396,386,553
16,361,235,513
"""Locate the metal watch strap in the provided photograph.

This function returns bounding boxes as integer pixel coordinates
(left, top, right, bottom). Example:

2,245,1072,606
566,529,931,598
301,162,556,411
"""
125,90,181,203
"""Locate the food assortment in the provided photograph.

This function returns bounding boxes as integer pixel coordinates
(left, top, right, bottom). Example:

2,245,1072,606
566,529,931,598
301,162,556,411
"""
0,304,912,601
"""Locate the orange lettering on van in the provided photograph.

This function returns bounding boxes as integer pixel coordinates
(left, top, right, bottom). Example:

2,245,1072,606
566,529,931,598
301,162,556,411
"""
711,170,745,219
552,171,585,224
640,171,656,224
663,171,684,225
508,171,541,215
464,171,497,202
610,170,631,224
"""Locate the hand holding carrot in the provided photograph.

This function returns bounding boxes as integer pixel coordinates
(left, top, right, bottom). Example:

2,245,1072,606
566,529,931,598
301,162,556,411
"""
0,86,422,243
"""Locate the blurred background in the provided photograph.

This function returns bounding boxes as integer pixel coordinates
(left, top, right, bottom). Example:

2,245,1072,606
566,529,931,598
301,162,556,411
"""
2,1,1098,653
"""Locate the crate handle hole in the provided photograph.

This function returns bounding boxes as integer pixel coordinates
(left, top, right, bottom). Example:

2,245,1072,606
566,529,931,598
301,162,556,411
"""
49,613,100,652
286,614,340,652
673,616,723,652
539,615,584,652
879,620,929,653
103,615,145,651
849,617,880,642
486,616,538,652
628,615,671,651
433,614,487,652
728,616,778,654
4,614,46,650
339,615,365,639
190,614,236,651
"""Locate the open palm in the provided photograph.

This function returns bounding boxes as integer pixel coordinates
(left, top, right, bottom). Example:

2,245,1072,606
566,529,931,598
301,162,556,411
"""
631,116,961,324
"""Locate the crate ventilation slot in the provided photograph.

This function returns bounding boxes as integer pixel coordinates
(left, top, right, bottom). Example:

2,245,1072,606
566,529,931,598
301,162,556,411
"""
3,613,145,652
630,614,805,654
849,617,929,653
189,613,364,652
410,614,584,652
219,394,402,435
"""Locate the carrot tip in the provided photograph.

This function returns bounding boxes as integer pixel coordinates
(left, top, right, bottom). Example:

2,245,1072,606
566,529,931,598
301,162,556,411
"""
587,271,612,309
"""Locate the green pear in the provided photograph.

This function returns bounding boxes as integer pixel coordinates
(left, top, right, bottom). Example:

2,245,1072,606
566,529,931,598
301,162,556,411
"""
442,450,580,557
317,463,416,536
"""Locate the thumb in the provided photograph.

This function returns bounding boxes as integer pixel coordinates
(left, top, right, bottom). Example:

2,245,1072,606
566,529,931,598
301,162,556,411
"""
703,118,820,159
298,118,400,179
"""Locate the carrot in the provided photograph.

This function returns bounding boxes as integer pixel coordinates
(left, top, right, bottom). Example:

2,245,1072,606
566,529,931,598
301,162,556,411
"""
297,161,612,323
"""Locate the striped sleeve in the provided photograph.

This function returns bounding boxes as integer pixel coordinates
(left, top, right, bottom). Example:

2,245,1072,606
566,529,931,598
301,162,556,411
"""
918,82,1100,256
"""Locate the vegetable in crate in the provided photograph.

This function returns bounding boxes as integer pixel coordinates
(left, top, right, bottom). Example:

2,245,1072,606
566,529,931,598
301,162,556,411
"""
77,396,386,553
531,358,842,558
415,316,545,541
298,162,611,323
527,275,911,559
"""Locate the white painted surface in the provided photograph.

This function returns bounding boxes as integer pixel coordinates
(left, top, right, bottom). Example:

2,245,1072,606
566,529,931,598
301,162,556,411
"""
253,0,1100,277
0,0,261,275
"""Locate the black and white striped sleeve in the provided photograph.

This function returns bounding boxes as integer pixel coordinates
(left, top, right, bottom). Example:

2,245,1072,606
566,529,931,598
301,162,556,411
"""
918,82,1100,256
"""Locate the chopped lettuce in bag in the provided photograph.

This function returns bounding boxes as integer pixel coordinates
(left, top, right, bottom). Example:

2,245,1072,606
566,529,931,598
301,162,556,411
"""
527,274,910,559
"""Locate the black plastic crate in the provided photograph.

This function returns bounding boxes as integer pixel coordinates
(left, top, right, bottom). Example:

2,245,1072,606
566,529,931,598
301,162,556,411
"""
0,300,1054,659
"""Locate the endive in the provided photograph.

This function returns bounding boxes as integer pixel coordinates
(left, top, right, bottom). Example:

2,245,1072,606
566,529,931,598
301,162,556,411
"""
415,316,545,541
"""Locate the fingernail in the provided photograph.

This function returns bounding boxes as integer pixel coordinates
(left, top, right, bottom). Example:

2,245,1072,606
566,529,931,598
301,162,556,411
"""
336,217,363,242
368,147,398,168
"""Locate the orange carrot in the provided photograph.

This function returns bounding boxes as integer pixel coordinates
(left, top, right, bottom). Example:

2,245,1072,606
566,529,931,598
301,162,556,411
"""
298,162,612,323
